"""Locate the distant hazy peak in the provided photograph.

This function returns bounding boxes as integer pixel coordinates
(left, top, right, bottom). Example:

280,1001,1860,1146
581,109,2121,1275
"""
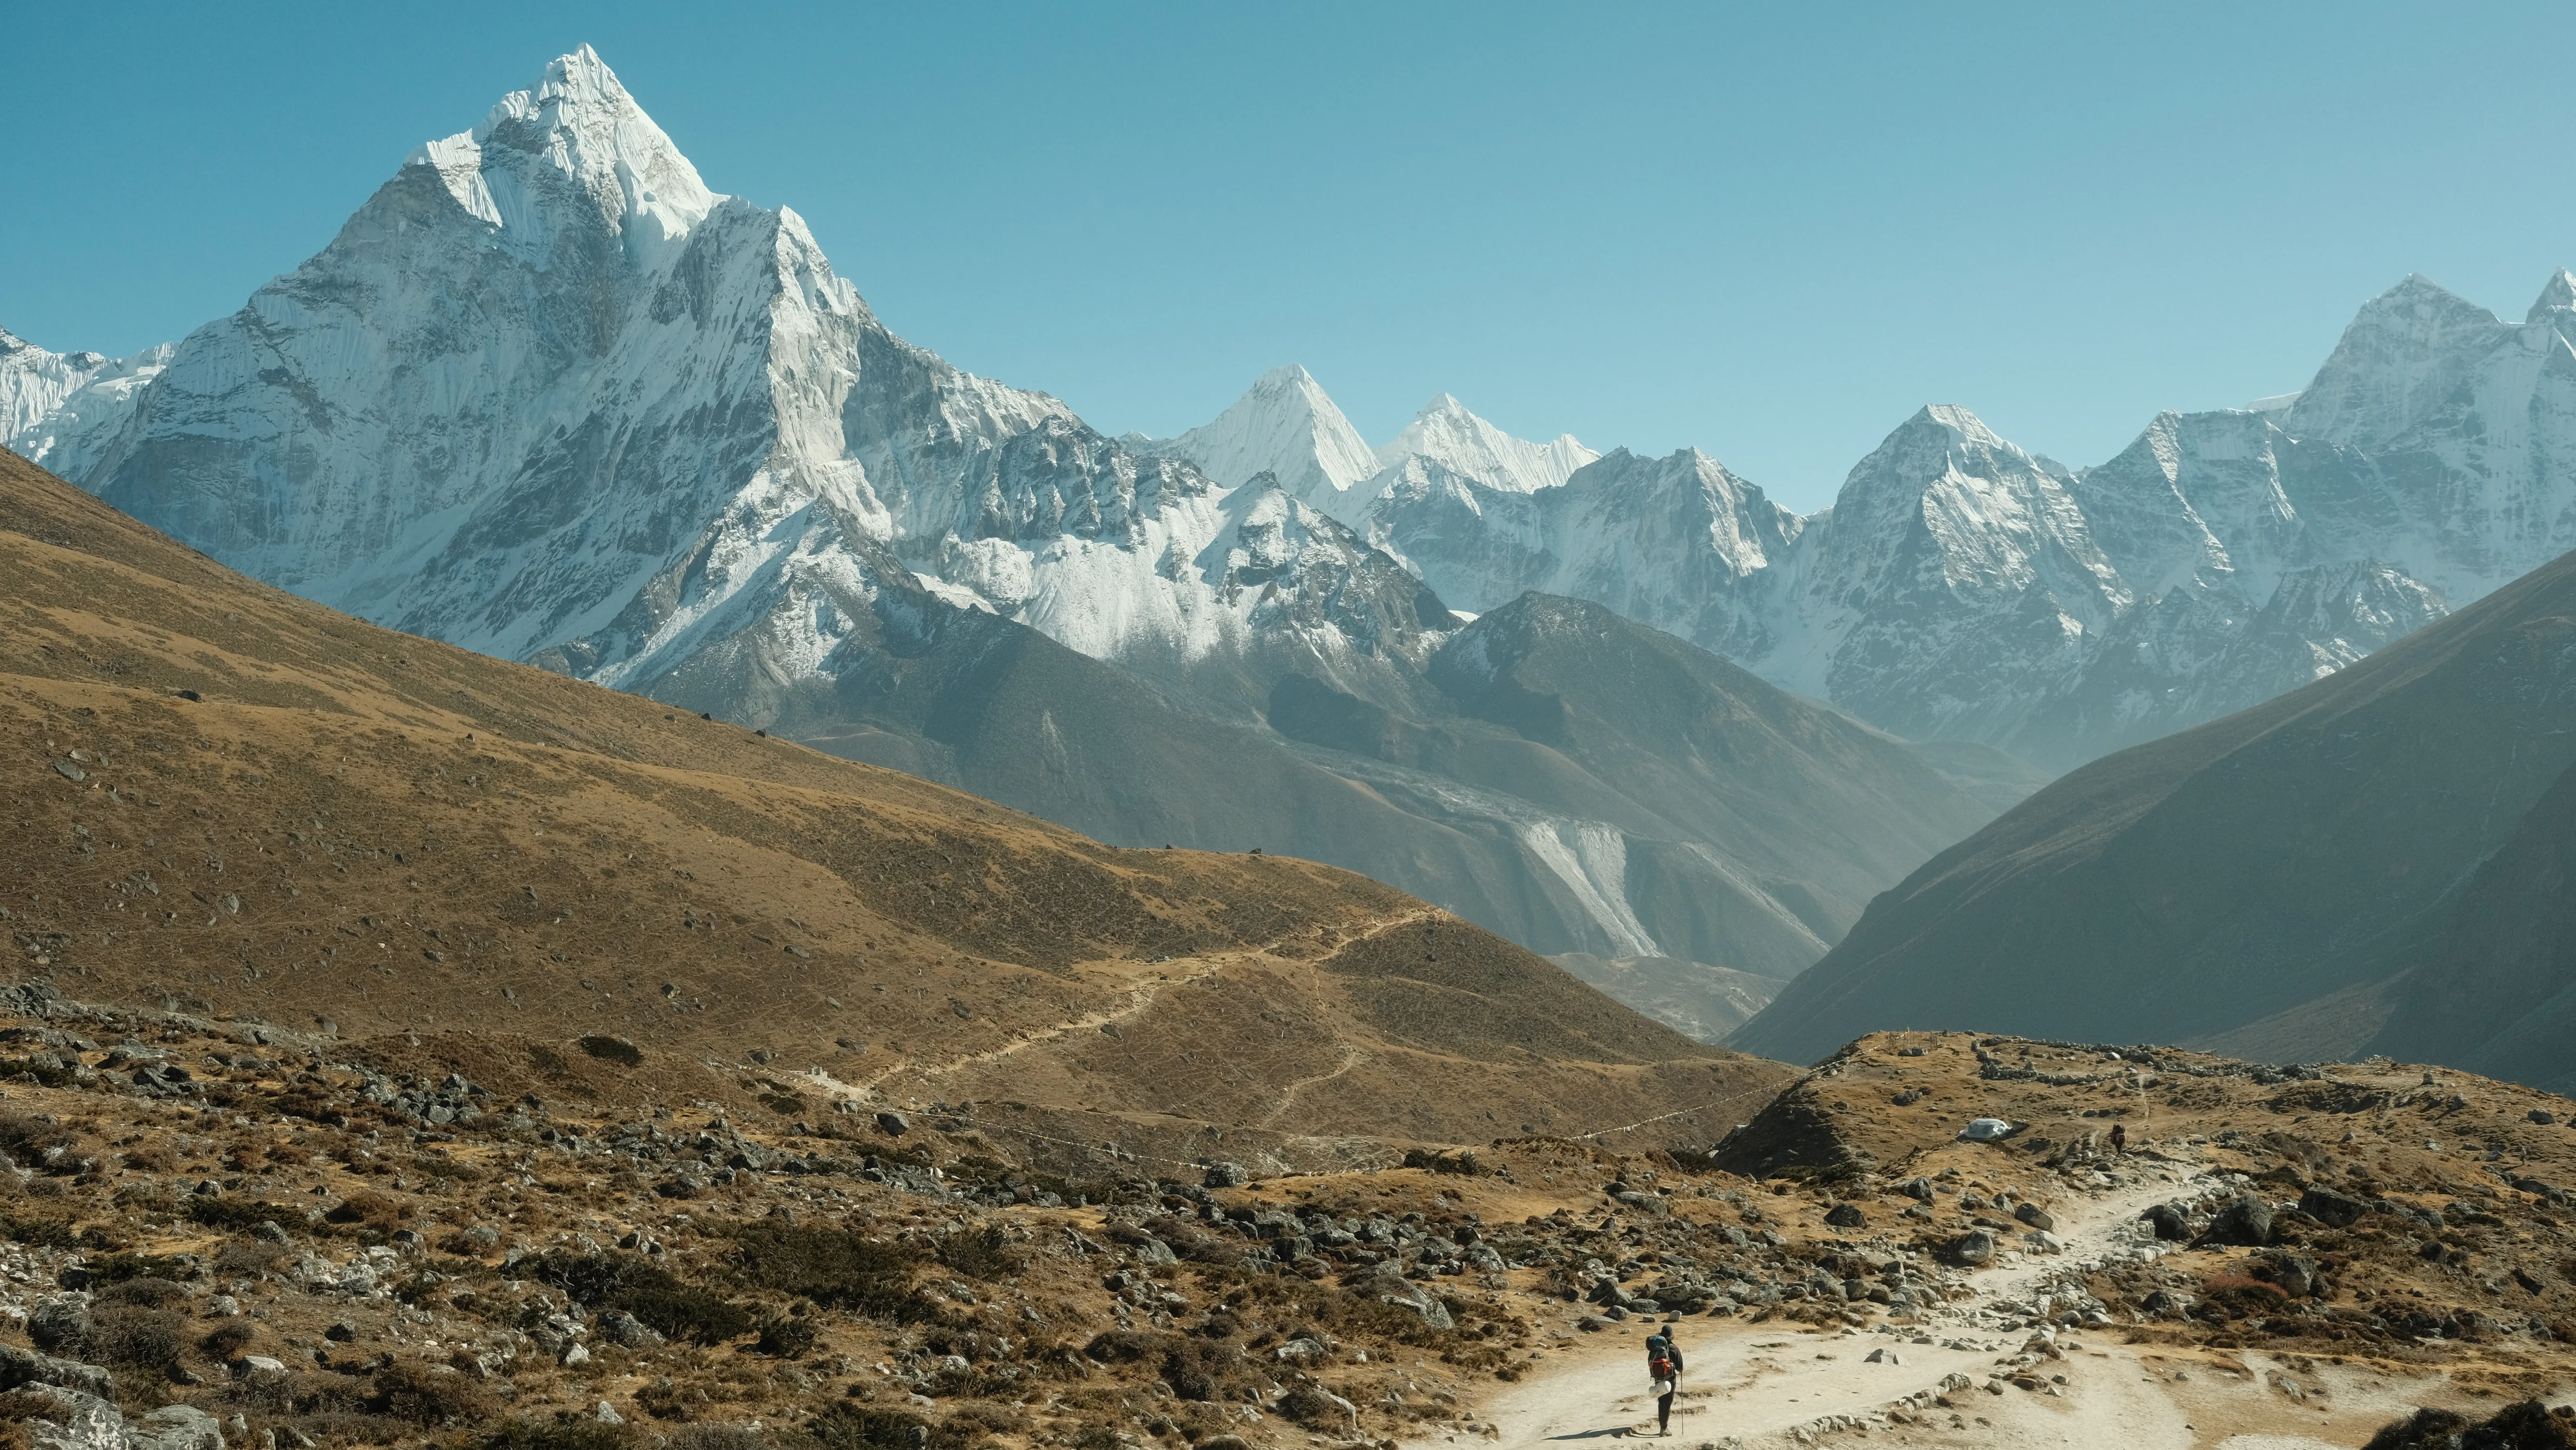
2529,268,2576,322
2281,272,2513,450
1375,392,1596,494
1133,363,1378,501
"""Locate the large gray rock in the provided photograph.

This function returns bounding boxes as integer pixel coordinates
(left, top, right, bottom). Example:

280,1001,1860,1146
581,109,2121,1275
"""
0,1342,115,1398
16,1384,123,1450
128,1405,225,1450
2195,1195,2275,1248
1368,1272,1455,1331
2013,1202,2054,1232
2142,1202,2190,1241
2297,1186,2369,1229
1951,1230,1996,1266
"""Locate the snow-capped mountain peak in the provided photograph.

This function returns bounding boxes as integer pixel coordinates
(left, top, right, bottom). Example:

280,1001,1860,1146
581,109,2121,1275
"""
2530,268,2576,322
1129,363,1377,507
409,45,719,259
2281,273,2514,450
1375,392,1596,494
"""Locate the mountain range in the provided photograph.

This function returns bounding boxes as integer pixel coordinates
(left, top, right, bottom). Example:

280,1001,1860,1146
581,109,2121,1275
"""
0,48,2012,997
14,47,2576,1059
1153,279,2576,771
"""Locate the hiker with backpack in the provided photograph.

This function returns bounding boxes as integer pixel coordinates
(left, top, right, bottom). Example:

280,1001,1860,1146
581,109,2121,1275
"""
1644,1327,1684,1436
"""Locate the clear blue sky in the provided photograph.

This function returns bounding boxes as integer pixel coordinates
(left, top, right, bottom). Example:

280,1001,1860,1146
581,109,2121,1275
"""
10,2,2573,510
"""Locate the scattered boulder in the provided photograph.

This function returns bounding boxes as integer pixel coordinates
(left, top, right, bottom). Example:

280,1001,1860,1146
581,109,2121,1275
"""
2012,1203,2054,1232
0,1343,115,1399
2297,1186,2369,1229
1895,1177,1934,1201
127,1406,224,1450
2195,1195,2275,1248
16,1383,122,1450
2261,1253,2321,1298
599,1311,665,1348
874,1111,909,1137
2142,1203,2190,1241
1951,1229,1996,1266
1203,1161,1250,1189
1825,1203,1866,1228
1959,1118,2013,1141
2531,1110,2559,1126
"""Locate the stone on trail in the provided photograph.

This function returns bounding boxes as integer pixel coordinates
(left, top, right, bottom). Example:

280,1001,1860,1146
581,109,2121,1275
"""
1951,1229,1996,1265
2012,1202,2053,1231
2142,1202,2190,1241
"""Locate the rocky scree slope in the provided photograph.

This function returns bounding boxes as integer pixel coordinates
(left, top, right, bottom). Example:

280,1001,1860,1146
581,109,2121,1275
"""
0,1019,2566,1450
1730,539,2576,1077
0,445,1788,1162
3,47,2008,1002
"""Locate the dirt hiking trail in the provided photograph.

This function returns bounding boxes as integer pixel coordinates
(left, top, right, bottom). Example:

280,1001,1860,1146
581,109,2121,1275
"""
1405,1160,2467,1450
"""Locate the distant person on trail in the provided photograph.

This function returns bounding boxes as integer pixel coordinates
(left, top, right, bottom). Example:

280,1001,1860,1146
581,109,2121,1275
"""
1644,1327,1683,1436
2110,1123,2127,1154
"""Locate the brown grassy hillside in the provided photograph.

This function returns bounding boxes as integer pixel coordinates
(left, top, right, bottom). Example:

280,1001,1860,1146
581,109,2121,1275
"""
0,446,1788,1165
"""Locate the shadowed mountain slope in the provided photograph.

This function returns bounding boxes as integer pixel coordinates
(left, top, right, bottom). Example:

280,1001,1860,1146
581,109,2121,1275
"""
0,446,1792,1162
1730,542,2576,1072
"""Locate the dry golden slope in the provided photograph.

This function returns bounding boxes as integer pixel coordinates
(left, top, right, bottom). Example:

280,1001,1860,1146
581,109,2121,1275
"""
0,448,1788,1167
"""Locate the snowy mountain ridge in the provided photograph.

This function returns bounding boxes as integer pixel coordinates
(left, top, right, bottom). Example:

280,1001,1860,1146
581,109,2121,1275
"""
25,46,1979,986
1145,272,2576,764
13,44,2576,975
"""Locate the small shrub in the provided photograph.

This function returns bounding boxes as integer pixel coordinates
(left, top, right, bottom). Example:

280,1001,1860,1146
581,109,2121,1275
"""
373,1360,494,1426
522,1251,752,1345
203,1320,260,1359
809,1405,982,1450
578,1036,643,1067
933,1225,1023,1282
1082,1332,1252,1403
213,1237,291,1279
480,1419,635,1450
324,1190,407,1231
755,1316,819,1359
187,1198,303,1233
664,1426,770,1450
96,1276,189,1308
75,1251,192,1286
2200,1275,2289,1320
82,1305,185,1367
723,1225,938,1322
0,1213,78,1248
635,1377,711,1422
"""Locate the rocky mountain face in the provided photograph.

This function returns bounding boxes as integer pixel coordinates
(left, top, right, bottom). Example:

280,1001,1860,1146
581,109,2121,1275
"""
1157,273,2576,768
2,48,2007,997
1727,539,2576,1080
